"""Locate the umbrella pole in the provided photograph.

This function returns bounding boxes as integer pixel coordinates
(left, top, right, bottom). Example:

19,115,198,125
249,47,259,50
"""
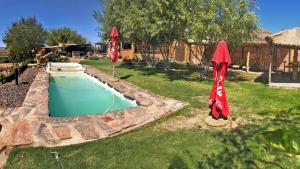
113,62,115,78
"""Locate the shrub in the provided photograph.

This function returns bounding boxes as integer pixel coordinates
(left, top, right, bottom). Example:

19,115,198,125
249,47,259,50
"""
0,56,9,63
0,63,28,83
88,56,99,60
48,53,60,62
48,54,69,62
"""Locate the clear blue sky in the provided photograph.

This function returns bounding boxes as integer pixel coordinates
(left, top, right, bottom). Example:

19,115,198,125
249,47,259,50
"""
0,0,102,47
256,0,300,32
0,0,300,47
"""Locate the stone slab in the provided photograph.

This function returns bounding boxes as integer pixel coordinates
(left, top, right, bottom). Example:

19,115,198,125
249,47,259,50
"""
75,123,99,140
52,125,72,140
36,123,57,144
14,120,33,146
0,108,14,117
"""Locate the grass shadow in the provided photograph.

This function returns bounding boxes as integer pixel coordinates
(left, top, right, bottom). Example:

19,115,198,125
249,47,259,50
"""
168,156,189,169
120,74,133,79
119,62,263,83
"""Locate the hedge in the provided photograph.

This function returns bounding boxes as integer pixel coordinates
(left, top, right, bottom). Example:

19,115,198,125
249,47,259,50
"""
0,63,28,83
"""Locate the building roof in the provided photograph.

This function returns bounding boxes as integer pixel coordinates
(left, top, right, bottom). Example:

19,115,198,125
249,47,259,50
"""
250,29,273,44
266,27,300,47
0,47,9,55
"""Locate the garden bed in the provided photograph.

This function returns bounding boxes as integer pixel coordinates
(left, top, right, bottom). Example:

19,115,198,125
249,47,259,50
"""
0,68,38,108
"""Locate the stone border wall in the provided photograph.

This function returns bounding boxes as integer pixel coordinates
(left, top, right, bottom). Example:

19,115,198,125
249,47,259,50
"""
0,66,186,148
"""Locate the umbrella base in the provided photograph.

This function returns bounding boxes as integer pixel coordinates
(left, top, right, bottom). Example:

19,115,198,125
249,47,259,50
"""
205,116,229,127
109,77,119,82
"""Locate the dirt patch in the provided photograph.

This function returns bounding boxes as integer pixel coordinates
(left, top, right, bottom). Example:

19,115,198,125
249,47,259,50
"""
158,108,243,131
158,108,208,131
0,68,39,108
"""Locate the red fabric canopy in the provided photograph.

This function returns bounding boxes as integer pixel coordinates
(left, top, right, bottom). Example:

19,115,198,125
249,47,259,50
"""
110,26,119,39
212,41,232,65
110,26,119,62
208,41,231,119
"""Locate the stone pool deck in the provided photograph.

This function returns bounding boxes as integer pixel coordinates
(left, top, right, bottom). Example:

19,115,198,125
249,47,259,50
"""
0,65,186,152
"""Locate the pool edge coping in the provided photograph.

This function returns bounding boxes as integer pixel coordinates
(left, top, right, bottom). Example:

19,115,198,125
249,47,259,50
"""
1,65,187,148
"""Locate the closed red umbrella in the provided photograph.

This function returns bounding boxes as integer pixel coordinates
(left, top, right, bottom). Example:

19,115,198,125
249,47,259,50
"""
110,26,119,77
208,41,232,119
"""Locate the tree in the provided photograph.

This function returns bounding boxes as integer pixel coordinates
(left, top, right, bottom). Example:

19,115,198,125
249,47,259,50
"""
47,27,87,46
94,0,187,68
3,16,47,61
181,0,257,77
95,0,258,69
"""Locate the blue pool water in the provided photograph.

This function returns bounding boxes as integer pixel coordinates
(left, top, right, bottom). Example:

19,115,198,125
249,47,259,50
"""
49,72,137,117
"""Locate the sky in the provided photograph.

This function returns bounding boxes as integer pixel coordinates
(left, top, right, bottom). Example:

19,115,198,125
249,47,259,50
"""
0,0,102,47
256,0,300,32
1,0,300,47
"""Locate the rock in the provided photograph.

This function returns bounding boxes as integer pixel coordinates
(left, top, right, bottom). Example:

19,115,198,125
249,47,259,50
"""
204,116,229,127
124,92,135,100
36,123,57,144
96,121,112,130
109,78,119,82
133,114,149,124
14,120,33,146
22,101,37,108
96,121,120,136
75,123,99,140
157,102,167,107
120,117,137,129
0,68,38,108
0,119,14,147
127,107,146,117
172,102,185,109
34,103,49,116
11,114,20,122
0,146,12,169
52,126,71,140
0,108,14,117
109,111,125,119
27,91,36,97
100,116,113,122
137,99,153,107
18,107,32,117
113,84,126,93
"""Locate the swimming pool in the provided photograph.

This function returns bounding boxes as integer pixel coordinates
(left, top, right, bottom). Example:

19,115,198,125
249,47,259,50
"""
49,72,137,117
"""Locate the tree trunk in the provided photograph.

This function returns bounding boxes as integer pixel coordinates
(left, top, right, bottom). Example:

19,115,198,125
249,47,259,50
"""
159,43,171,70
15,65,19,85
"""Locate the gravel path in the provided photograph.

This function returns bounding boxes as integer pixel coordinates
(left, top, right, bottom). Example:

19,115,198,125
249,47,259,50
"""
0,68,39,108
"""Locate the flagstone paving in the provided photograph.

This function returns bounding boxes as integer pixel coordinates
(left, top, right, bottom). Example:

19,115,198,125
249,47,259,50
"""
0,66,186,154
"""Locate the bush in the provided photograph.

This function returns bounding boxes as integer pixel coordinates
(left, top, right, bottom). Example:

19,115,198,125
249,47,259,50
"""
48,54,69,62
0,56,9,63
0,63,28,83
48,53,60,62
88,56,99,60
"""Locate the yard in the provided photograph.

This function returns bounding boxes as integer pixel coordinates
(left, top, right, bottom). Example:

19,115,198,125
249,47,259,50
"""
5,59,300,169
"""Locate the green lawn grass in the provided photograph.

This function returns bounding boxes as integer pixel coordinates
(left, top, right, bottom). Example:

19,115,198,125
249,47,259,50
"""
5,59,300,169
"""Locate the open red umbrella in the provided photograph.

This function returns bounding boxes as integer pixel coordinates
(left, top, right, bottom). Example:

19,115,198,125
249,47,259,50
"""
208,41,232,119
110,26,119,77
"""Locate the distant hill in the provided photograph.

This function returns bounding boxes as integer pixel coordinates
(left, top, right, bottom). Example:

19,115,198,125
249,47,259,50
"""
0,47,9,56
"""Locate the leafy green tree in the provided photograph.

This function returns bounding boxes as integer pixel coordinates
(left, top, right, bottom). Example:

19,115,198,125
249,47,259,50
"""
3,16,47,61
94,0,187,68
47,27,87,46
95,0,258,69
213,0,258,45
149,0,187,69
183,0,257,75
